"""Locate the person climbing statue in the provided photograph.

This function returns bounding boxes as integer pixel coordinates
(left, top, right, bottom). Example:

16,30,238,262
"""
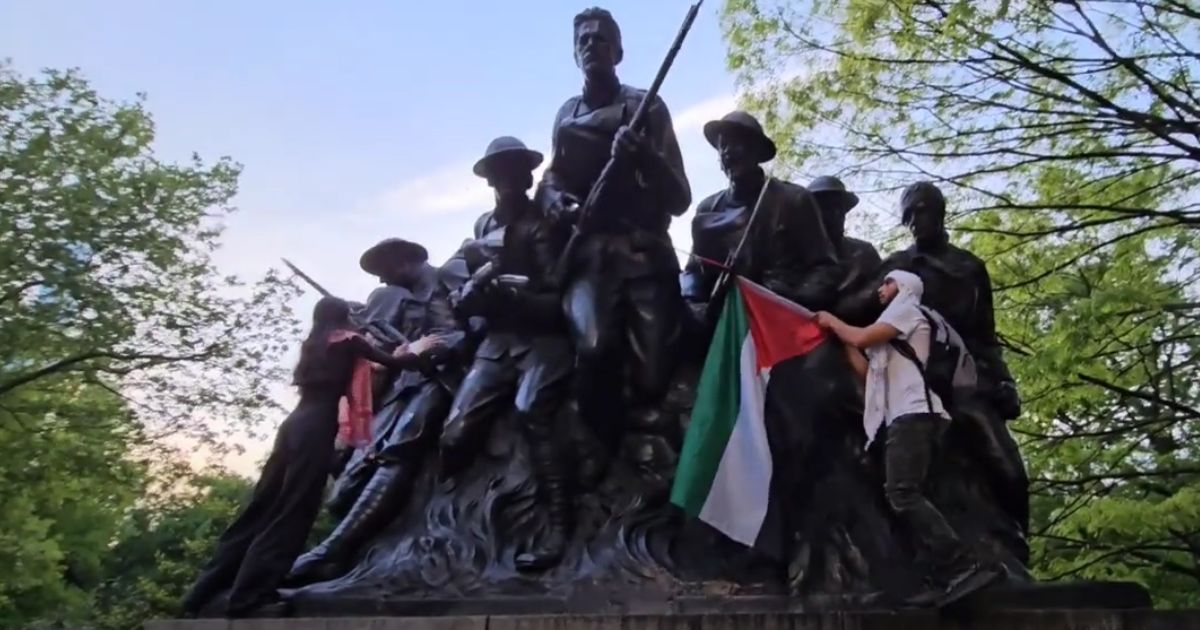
181,296,447,618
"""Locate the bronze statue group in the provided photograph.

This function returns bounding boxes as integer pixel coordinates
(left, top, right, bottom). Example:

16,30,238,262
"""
182,7,1030,619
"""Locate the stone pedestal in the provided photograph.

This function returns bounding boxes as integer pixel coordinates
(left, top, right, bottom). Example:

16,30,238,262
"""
147,610,1200,630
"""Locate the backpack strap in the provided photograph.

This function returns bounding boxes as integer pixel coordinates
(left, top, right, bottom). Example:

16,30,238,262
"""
916,305,943,341
888,337,936,414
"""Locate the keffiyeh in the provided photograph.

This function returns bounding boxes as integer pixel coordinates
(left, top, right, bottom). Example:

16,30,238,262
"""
863,270,925,446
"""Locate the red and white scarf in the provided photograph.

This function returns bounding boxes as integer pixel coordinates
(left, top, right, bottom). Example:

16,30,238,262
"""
328,330,376,448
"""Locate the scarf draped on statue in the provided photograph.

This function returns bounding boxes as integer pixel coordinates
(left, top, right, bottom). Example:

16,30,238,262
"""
328,330,376,449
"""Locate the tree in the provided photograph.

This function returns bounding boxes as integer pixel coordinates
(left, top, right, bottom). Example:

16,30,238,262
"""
89,473,252,630
88,472,335,629
0,63,300,624
721,0,1200,605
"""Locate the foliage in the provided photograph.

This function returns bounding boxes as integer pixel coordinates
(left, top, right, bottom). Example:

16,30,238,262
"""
0,62,300,626
0,61,301,452
89,473,252,630
721,0,1200,605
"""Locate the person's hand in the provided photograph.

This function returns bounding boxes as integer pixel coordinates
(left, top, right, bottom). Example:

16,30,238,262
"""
404,334,450,357
814,311,838,330
611,125,648,161
685,301,708,328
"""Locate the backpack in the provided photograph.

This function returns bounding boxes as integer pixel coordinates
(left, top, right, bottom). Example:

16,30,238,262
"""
889,305,978,412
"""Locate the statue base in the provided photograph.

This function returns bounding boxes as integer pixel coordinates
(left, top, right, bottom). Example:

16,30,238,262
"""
149,581,1167,628
148,603,1197,630
279,580,1152,617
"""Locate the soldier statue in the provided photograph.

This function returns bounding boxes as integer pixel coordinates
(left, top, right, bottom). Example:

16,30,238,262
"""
808,175,882,325
681,111,839,319
680,111,894,584
536,7,691,464
880,181,1030,539
287,239,468,585
440,136,576,571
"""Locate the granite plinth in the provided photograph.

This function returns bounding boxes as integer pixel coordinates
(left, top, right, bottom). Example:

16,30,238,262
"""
147,609,1200,630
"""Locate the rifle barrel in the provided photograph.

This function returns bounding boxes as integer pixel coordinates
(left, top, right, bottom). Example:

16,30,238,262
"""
282,258,334,298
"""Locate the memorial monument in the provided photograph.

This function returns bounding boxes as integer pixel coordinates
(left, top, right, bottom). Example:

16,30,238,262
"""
167,4,1170,628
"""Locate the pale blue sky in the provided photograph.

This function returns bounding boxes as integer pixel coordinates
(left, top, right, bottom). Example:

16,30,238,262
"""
2,1,737,297
2,0,746,468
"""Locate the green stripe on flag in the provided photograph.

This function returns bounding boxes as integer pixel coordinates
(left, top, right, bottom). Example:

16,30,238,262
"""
670,287,751,517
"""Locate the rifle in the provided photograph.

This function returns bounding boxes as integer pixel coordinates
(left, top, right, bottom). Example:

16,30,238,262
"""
702,174,773,323
282,257,458,394
282,257,334,299
282,257,406,346
550,0,704,287
453,259,533,319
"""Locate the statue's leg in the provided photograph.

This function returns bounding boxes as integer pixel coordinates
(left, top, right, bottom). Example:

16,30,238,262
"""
325,382,415,516
288,383,451,586
563,270,623,453
439,356,518,479
624,273,683,406
512,341,574,572
953,395,1030,537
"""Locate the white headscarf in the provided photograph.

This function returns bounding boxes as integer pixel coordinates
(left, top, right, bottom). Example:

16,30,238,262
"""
863,269,925,446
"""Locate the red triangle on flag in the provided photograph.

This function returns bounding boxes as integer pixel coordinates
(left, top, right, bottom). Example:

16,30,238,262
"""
738,278,826,370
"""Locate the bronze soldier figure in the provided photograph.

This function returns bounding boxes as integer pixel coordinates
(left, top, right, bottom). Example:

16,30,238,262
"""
882,181,1029,537
440,136,576,571
808,175,882,325
682,111,890,581
681,111,840,317
537,7,691,461
287,239,468,585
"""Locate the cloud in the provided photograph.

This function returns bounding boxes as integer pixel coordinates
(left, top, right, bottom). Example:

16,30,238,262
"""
360,94,738,224
361,160,550,223
674,93,737,132
367,161,490,219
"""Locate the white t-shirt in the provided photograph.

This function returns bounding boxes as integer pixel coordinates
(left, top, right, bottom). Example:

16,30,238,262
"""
876,300,951,423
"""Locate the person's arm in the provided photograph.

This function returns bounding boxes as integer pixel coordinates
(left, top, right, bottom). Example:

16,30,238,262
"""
346,335,427,370
816,311,900,349
843,342,869,381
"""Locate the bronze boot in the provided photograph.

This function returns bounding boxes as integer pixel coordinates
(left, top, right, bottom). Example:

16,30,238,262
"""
515,444,571,572
513,470,568,568
288,462,416,586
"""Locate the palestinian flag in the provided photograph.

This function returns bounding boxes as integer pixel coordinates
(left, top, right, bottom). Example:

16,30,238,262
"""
670,277,826,550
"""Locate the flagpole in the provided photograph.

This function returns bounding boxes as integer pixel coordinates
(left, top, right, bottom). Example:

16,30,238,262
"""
709,170,773,302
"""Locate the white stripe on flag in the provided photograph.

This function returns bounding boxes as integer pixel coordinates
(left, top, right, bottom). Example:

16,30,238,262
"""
697,335,774,546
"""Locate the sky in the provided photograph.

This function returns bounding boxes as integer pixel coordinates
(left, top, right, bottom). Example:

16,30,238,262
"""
0,1,881,472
